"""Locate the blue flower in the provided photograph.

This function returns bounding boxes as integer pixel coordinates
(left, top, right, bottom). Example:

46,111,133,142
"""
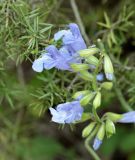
54,23,87,52
32,45,80,72
32,54,56,72
93,138,102,150
49,101,83,124
118,111,135,123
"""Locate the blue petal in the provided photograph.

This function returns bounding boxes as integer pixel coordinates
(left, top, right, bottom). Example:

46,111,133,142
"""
118,111,135,123
106,73,114,81
32,58,44,72
56,102,72,112
50,101,83,124
69,23,81,37
63,32,75,44
45,45,59,58
93,138,102,150
49,108,66,124
54,30,69,41
96,73,104,81
75,94,84,101
49,107,58,116
55,57,71,70
42,55,56,69
59,47,72,60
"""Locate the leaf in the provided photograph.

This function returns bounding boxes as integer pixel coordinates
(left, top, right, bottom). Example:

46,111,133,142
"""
97,22,109,28
104,12,111,28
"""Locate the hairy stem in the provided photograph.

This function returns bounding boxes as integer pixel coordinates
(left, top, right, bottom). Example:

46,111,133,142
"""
67,74,78,92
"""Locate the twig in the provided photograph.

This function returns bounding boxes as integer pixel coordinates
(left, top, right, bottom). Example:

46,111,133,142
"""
70,0,90,45
114,83,133,112
67,74,78,92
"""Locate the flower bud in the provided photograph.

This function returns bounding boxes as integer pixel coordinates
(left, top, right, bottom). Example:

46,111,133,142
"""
80,93,94,106
104,55,114,81
72,90,90,100
93,92,101,109
79,71,94,81
70,63,89,72
82,122,96,138
97,39,105,53
105,112,123,122
86,56,99,66
79,48,100,57
97,124,105,141
96,73,104,81
101,82,113,90
105,119,115,138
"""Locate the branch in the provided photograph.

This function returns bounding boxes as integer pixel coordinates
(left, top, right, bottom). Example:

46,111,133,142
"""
67,74,78,92
114,83,133,112
70,0,90,45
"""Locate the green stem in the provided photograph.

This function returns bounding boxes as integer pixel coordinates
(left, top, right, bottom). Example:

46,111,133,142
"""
92,107,101,123
92,54,103,91
85,125,101,160
114,85,133,112
92,54,103,122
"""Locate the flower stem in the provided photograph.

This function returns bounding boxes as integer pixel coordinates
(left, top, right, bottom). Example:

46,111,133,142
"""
114,83,133,112
92,107,101,123
85,125,101,160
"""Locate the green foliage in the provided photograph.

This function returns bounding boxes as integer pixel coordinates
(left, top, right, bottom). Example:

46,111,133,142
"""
0,0,135,159
15,136,76,160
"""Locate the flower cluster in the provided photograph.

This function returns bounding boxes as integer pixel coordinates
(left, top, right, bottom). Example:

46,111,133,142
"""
32,23,86,72
32,23,135,156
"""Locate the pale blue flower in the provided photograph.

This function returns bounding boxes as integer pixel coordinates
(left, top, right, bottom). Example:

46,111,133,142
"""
32,54,56,72
93,138,102,150
49,101,83,124
118,111,135,123
32,45,80,72
54,23,87,52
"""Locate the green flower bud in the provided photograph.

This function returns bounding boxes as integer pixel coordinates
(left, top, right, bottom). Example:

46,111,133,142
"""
97,39,106,53
80,113,92,122
105,112,123,122
80,93,94,106
70,63,89,72
105,119,116,138
104,55,114,80
79,71,94,81
82,122,96,138
97,124,105,141
79,48,100,57
72,90,90,99
101,82,113,90
93,92,101,109
86,56,99,66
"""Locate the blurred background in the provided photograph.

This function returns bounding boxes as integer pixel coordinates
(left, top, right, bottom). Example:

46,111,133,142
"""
0,0,135,159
